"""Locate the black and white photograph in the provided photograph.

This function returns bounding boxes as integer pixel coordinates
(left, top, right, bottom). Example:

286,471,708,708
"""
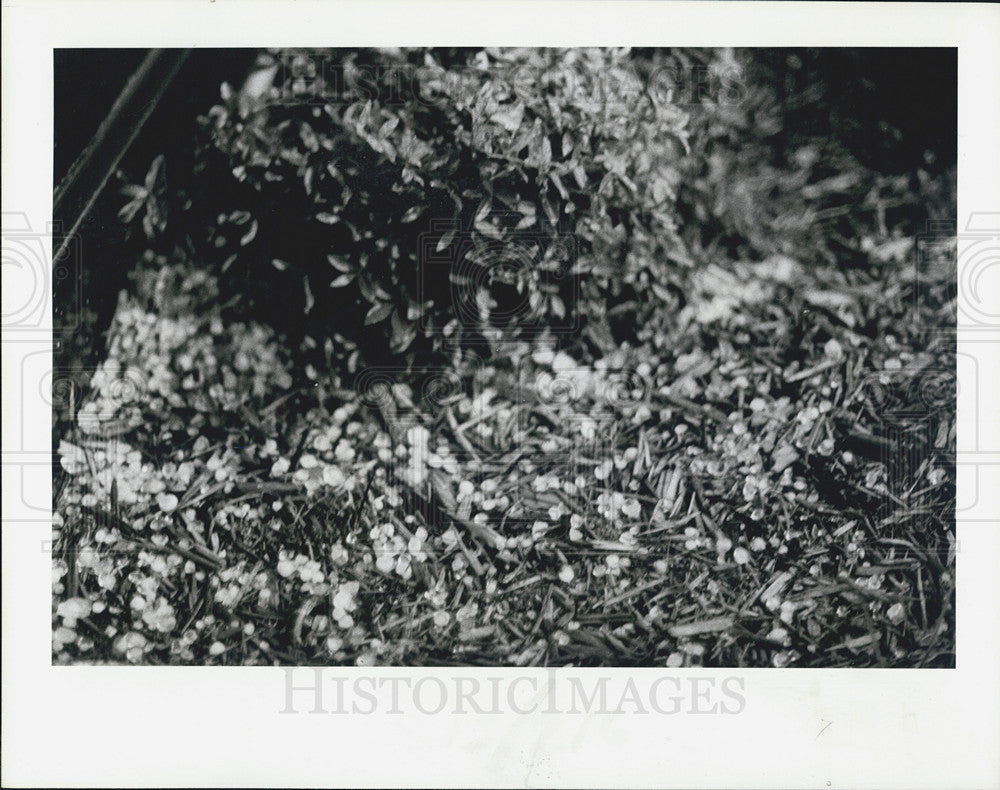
48,45,959,669
3,2,999,788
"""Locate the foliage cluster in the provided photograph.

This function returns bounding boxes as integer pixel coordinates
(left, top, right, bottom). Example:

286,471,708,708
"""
197,48,696,362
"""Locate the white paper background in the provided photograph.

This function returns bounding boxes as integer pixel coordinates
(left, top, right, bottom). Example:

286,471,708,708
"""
2,2,999,787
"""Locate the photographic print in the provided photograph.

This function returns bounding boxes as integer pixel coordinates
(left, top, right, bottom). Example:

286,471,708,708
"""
7,2,1000,787
48,46,959,669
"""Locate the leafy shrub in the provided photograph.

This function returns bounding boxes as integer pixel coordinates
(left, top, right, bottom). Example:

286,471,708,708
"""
198,48,695,363
672,48,956,267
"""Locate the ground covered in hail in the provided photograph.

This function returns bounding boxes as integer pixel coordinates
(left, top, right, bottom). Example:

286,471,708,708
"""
52,244,956,667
